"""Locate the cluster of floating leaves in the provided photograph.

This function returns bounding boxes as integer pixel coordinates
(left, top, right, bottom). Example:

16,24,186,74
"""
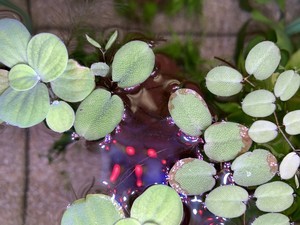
0,18,155,141
1,18,300,225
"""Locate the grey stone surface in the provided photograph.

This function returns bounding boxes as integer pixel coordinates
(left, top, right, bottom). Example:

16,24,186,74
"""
0,126,25,225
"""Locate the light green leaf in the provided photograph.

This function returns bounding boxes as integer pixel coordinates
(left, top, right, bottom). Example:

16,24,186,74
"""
204,122,252,162
242,90,276,117
232,149,278,187
206,66,243,97
0,18,31,67
245,41,281,80
114,218,141,225
274,70,300,101
27,33,68,82
61,194,124,225
74,89,124,141
85,34,101,49
51,59,95,102
168,158,216,195
279,152,300,180
8,64,39,91
283,110,300,135
205,185,248,218
252,213,290,225
46,101,75,133
0,83,50,128
168,88,212,136
91,62,110,77
112,40,155,88
254,181,294,212
248,120,278,143
131,185,183,225
0,69,9,94
105,30,118,51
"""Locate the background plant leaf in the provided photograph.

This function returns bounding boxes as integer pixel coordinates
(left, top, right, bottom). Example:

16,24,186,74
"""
74,89,124,141
131,185,183,225
51,59,95,102
0,83,50,128
0,18,31,67
27,33,68,82
61,194,124,225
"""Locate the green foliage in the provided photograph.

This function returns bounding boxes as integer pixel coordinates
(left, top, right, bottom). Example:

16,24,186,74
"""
0,18,31,67
242,90,276,117
46,101,75,133
8,64,39,91
105,30,118,51
61,194,125,225
112,40,155,88
0,69,9,94
248,120,278,143
74,89,124,141
274,70,300,101
245,41,281,80
254,181,294,212
51,59,95,102
204,122,252,162
0,83,50,128
283,110,300,135
27,33,68,82
131,185,183,225
114,218,141,225
279,152,300,180
168,158,216,195
168,88,212,136
205,185,249,218
91,62,110,77
206,66,244,97
252,213,290,225
232,149,278,187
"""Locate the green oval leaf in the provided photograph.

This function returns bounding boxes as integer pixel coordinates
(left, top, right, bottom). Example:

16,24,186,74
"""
74,89,124,141
274,70,300,101
114,218,141,225
248,120,278,143
168,88,212,136
112,40,155,88
0,83,50,128
204,122,252,162
242,90,276,117
131,185,183,225
254,181,294,212
232,149,278,187
206,66,243,97
168,158,216,195
0,69,9,94
283,110,300,135
105,30,118,51
205,185,248,218
51,59,95,102
91,62,110,77
0,18,31,67
85,34,101,49
245,41,281,80
61,194,124,225
27,33,68,82
279,152,300,180
8,64,39,91
46,101,75,133
252,213,290,225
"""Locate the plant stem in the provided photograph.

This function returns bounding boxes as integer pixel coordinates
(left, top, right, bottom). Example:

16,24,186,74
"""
273,112,296,151
243,75,256,87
